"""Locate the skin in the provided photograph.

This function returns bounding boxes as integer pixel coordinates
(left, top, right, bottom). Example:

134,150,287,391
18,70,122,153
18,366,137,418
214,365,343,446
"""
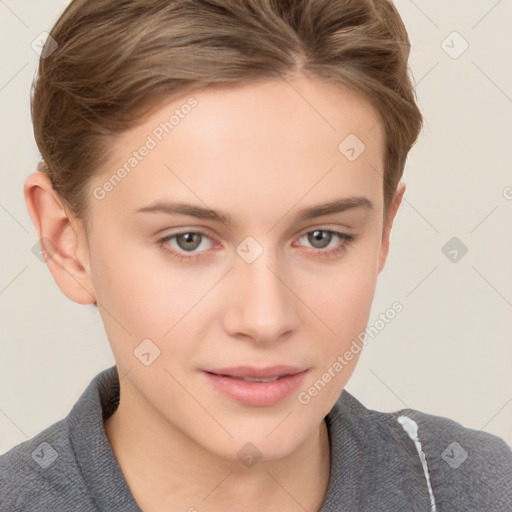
24,74,405,511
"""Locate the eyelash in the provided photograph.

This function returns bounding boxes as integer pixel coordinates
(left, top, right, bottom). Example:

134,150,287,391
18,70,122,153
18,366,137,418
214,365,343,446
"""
157,229,356,262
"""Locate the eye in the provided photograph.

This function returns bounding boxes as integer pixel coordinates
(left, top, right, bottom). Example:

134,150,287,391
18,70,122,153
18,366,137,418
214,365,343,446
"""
157,230,214,262
295,229,355,259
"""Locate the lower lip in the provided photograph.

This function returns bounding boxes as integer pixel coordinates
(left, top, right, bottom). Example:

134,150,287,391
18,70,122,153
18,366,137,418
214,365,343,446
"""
202,370,308,407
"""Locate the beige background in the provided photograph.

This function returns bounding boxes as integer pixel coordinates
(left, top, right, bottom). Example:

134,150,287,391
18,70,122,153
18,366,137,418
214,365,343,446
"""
1,0,511,454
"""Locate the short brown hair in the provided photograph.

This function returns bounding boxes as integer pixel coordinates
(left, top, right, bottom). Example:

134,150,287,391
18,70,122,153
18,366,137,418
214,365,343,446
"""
31,0,423,227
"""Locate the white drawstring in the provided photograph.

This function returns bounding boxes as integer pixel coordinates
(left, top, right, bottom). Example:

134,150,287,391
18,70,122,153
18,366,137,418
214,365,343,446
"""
397,415,438,512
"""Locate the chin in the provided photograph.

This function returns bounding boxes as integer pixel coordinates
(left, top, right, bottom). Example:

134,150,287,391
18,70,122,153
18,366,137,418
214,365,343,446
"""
207,424,312,466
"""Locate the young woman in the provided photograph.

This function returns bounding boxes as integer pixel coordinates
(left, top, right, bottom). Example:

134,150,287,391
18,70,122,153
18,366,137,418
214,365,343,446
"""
1,1,511,511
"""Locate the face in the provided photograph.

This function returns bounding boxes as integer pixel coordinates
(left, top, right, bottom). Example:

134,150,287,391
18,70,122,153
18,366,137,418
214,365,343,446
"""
78,75,392,461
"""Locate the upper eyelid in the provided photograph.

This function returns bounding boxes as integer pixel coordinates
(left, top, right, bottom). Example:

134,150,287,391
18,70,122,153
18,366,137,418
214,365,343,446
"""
162,223,352,238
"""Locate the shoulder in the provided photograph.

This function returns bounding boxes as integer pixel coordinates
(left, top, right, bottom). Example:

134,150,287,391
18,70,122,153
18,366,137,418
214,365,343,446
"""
332,391,512,510
395,405,512,509
0,418,94,511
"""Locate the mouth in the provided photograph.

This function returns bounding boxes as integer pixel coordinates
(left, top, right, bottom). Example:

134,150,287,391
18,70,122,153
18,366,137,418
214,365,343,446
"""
204,365,308,379
201,365,309,406
223,375,283,382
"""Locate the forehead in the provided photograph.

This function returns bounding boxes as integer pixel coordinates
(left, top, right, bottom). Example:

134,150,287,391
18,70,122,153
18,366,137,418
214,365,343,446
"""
154,76,383,158
89,76,385,225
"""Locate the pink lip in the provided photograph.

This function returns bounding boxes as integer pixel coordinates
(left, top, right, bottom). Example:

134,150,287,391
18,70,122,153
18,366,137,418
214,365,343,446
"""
202,366,309,407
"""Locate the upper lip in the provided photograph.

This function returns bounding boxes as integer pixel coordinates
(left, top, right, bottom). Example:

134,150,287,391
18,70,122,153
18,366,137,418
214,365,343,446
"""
203,365,308,379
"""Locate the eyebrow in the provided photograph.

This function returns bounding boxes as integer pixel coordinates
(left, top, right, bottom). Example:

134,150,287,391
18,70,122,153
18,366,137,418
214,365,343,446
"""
135,196,373,226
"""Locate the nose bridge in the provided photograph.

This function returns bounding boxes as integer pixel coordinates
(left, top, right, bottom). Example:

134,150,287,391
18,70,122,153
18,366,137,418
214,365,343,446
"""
225,238,297,343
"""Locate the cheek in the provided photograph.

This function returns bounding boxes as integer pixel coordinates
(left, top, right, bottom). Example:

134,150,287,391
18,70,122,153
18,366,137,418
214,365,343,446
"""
306,246,380,337
90,234,192,329
297,265,378,415
312,274,377,375
88,237,192,361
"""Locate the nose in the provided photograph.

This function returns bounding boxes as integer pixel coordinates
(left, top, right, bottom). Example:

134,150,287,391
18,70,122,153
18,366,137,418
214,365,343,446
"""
222,245,299,345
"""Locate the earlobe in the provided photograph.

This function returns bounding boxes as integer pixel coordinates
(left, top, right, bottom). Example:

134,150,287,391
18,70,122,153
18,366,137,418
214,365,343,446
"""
378,182,406,274
24,171,96,305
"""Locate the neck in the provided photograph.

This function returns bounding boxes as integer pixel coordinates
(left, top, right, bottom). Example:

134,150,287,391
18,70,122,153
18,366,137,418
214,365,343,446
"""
104,383,331,512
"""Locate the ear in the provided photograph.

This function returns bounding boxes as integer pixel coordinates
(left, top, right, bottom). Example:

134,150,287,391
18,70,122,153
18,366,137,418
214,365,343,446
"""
378,182,406,274
24,171,96,305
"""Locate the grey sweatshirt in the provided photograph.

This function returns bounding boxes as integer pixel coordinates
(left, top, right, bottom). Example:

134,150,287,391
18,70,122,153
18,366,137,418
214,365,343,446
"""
1,365,511,511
